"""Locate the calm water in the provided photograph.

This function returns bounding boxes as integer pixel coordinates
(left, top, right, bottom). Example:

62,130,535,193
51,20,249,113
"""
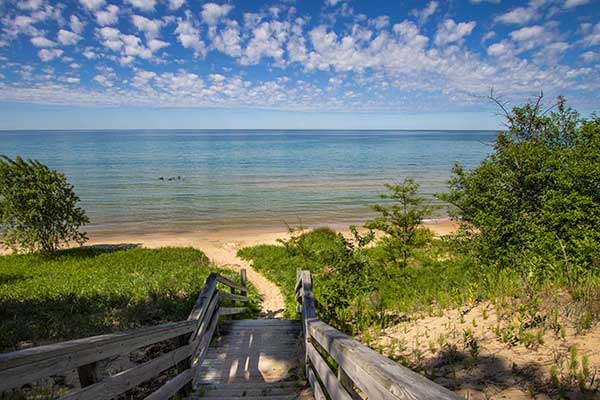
0,130,495,235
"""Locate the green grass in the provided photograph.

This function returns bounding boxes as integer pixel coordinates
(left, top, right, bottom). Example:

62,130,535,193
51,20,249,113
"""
0,246,258,352
238,228,506,332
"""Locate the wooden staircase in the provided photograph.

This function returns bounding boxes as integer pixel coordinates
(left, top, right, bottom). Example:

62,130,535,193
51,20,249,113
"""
189,319,309,400
0,268,461,400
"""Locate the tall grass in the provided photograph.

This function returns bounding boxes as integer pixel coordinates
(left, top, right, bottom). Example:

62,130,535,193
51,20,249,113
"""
0,246,258,352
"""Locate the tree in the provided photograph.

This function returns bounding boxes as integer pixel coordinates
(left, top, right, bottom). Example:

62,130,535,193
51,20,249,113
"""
365,178,434,267
439,94,600,282
0,155,89,253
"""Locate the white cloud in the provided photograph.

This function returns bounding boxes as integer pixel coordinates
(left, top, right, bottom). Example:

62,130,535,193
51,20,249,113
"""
96,4,119,26
31,36,56,47
564,0,589,8
79,0,106,11
70,15,85,34
487,41,513,57
496,7,537,24
201,3,233,26
98,26,122,51
131,15,162,39
175,14,206,57
83,48,96,59
169,0,185,10
125,0,156,12
57,29,81,45
241,21,288,65
411,1,438,25
17,0,43,10
65,77,80,83
583,22,600,46
581,51,598,62
148,38,169,52
510,25,544,41
93,74,113,86
38,48,63,61
434,19,476,46
212,21,242,57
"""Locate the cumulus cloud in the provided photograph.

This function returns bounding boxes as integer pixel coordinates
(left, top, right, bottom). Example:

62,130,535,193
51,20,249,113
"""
201,3,234,26
434,19,476,46
17,0,43,10
38,48,63,61
31,36,56,47
175,14,206,57
169,0,185,10
131,15,162,39
496,6,538,24
581,51,598,62
57,29,81,45
564,0,589,8
96,4,119,26
510,25,544,42
70,15,85,34
411,1,438,25
79,0,106,11
583,22,600,46
125,0,156,12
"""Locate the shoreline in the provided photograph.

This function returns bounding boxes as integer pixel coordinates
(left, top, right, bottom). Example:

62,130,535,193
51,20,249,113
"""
84,217,459,249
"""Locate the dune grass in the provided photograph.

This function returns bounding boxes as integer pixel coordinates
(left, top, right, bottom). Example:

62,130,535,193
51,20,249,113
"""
0,246,258,352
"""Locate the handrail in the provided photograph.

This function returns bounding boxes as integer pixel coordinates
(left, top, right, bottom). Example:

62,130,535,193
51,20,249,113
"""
0,269,249,400
295,270,461,400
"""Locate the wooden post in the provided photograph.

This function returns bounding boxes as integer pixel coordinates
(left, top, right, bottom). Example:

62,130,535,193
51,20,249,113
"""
240,269,247,292
77,362,99,387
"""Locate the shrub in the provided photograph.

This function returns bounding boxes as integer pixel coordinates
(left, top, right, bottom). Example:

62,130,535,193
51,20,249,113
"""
365,178,434,267
0,155,89,253
439,95,600,282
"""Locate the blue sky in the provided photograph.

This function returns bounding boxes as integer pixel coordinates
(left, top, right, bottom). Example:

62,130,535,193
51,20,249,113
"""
0,0,598,130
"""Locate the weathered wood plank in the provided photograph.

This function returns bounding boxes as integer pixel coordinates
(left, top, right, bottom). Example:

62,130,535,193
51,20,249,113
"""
218,307,246,316
218,292,247,302
307,365,327,400
0,320,196,392
144,368,194,400
306,342,352,400
216,275,246,292
188,274,218,322
307,319,461,400
59,345,192,400
240,269,247,292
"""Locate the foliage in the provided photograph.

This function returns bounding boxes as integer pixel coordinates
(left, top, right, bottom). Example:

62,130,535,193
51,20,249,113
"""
239,228,481,333
0,155,89,253
365,178,434,267
0,246,258,352
439,96,600,283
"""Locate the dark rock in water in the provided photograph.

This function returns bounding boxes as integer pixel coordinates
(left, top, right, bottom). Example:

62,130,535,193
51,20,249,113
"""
177,176,181,180
158,177,164,180
168,177,174,181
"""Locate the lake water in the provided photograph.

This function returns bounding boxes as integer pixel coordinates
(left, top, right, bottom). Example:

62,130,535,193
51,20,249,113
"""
0,130,496,235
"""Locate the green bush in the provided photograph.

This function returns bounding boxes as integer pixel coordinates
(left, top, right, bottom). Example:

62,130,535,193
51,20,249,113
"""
0,156,89,253
365,179,434,268
439,96,600,283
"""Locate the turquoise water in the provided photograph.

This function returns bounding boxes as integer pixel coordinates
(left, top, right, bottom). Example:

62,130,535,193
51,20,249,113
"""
0,130,495,235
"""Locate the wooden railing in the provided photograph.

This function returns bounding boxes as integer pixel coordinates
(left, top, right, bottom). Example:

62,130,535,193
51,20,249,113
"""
0,269,249,400
295,270,461,400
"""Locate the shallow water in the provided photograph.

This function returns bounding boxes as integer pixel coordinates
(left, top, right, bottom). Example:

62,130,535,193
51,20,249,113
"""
0,130,495,235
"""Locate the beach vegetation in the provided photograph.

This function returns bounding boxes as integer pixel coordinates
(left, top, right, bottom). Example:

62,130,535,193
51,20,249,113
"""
0,246,258,352
365,178,434,267
0,155,89,254
439,94,600,284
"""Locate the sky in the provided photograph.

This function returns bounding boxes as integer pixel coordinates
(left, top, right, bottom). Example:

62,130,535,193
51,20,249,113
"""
0,0,599,130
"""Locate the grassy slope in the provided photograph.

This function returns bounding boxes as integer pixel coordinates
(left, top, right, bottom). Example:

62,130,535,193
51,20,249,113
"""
238,229,481,325
0,246,258,352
